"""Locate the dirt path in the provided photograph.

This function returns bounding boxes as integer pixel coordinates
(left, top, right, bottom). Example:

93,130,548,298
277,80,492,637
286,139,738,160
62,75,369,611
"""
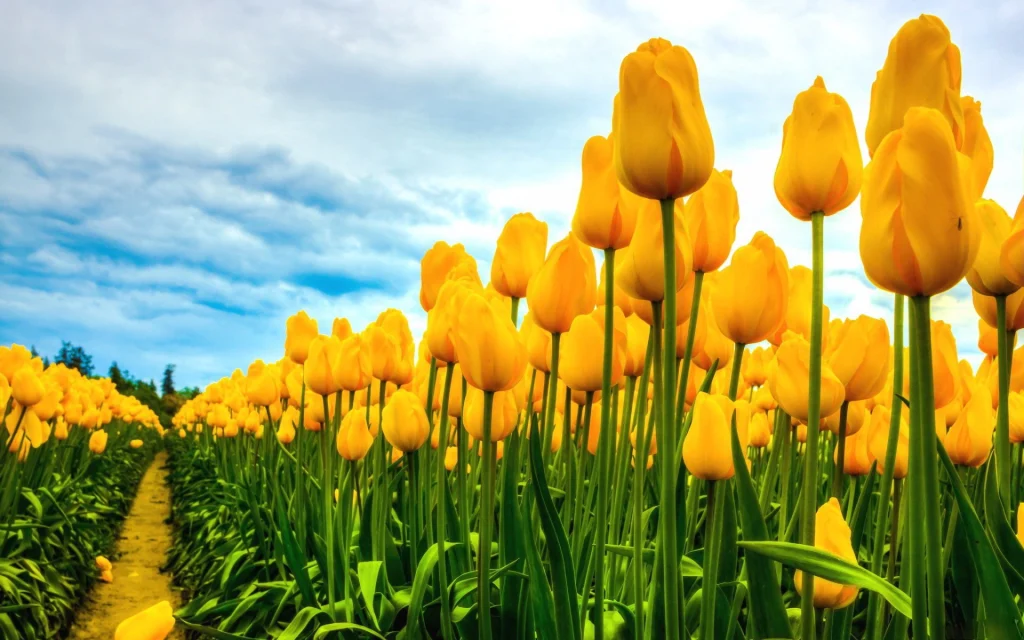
68,451,184,640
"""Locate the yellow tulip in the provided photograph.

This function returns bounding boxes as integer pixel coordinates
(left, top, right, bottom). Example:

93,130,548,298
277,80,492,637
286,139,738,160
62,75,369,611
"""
615,198,691,302
743,347,771,388
463,387,519,442
864,15,963,157
974,289,1024,334
868,405,910,479
381,390,429,453
285,311,319,364
860,107,979,297
114,600,175,640
420,241,479,312
632,273,697,328
96,556,112,572
11,367,44,407
767,332,846,422
598,259,635,317
712,232,789,344
490,212,549,299
246,372,280,407
827,316,891,402
453,291,527,393
277,407,297,445
945,385,994,467
693,281,733,371
838,419,875,476
960,97,993,200
768,266,830,347
129,439,143,449
334,334,374,392
426,279,478,364
54,418,68,441
337,411,375,461
623,314,649,378
331,317,353,340
1017,506,1024,547
682,168,739,272
572,134,639,250
1002,196,1024,288
752,385,777,412
1009,392,1024,444
682,393,734,481
89,429,108,455
795,498,859,609
748,411,772,448
931,321,961,410
774,77,862,219
824,400,867,437
613,37,714,201
374,310,415,386
305,335,343,397
526,233,597,334
967,199,1021,297
560,311,624,392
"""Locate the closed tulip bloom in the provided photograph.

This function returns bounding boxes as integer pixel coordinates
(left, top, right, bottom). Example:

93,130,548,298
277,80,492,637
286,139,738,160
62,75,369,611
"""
945,385,994,467
11,367,44,407
613,38,714,201
868,405,910,479
978,319,999,358
1018,506,1024,548
246,372,280,407
30,384,61,421
454,291,527,392
824,400,867,437
767,333,846,422
573,134,640,250
974,289,1024,334
839,419,875,476
561,312,624,392
1002,196,1024,288
682,168,739,272
775,77,863,219
1009,392,1024,444
96,555,112,572
381,390,430,453
426,279,478,364
860,107,979,297
865,15,963,157
527,233,597,334
748,411,772,448
795,498,860,609
682,393,734,481
968,199,1021,297
768,267,830,347
420,241,478,312
334,334,374,392
337,411,375,461
277,407,297,444
331,317,353,340
616,198,692,302
712,232,789,344
54,418,68,441
375,310,415,385
983,347,1024,407
305,335,343,397
114,600,175,640
753,385,777,412
633,272,697,327
623,314,650,378
89,429,108,455
0,345,32,384
694,301,734,371
522,313,552,374
743,347,771,388
365,327,403,387
931,321,961,409
491,212,549,299
285,311,319,364
960,97,993,200
464,388,519,442
444,447,462,472
827,316,891,401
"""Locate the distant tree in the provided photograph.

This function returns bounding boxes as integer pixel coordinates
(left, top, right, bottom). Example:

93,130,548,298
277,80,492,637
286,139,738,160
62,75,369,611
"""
108,362,130,393
161,365,176,397
179,386,201,400
30,345,39,358
55,341,94,376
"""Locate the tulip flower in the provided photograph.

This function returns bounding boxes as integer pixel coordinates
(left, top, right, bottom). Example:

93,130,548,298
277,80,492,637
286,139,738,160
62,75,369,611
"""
860,107,979,298
748,411,771,448
304,335,343,397
827,316,891,401
768,266,830,347
1002,196,1024,288
284,311,318,364
420,241,479,312
572,134,639,251
824,400,867,437
945,385,994,467
88,429,108,455
960,97,994,200
331,317,353,340
682,168,739,273
337,411,374,461
865,14,963,157
1017,506,1024,548
54,418,68,441
682,393,734,481
794,498,860,609
774,77,863,219
742,346,771,388
868,405,910,479
275,407,297,444
0,345,32,384
453,291,527,393
973,289,1024,334
930,321,961,410
526,233,597,334
463,388,518,442
767,333,845,423
129,439,143,449
246,371,280,407
623,314,649,378
692,288,734,371
711,232,789,345
1009,392,1024,444
560,312,624,392
114,600,175,640
11,367,44,407
491,213,549,300
381,390,430,453
967,199,1021,297
838,419,875,476
615,198,691,302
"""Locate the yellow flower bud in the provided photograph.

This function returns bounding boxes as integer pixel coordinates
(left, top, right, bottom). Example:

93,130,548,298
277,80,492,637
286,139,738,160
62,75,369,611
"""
335,334,374,392
615,198,691,302
945,385,994,467
712,232,789,344
827,316,891,402
572,134,640,251
868,406,910,479
527,233,597,334
420,241,480,312
114,601,175,640
795,498,859,609
284,311,319,365
453,291,527,393
89,429,108,455
11,367,44,407
960,97,993,200
767,333,846,423
968,199,1021,297
1002,196,1024,288
463,388,518,443
560,312,624,393
682,393,734,481
682,168,739,273
331,317,353,340
337,410,375,461
491,213,549,299
381,390,429,453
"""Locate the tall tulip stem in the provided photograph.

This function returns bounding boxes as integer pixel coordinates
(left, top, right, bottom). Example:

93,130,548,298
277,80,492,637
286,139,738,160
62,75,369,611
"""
676,271,705,420
435,365,456,640
658,197,681,640
799,211,825,640
699,479,726,640
593,248,616,638
832,401,849,498
996,294,1012,511
510,297,521,328
320,395,337,621
478,390,496,640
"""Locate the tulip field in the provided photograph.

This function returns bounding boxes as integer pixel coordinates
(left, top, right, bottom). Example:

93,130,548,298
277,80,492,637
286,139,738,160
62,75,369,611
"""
6,11,1024,640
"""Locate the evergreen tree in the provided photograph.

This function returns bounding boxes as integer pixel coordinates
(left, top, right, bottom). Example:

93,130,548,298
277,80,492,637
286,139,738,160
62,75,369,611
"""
108,362,130,393
161,365,176,397
55,341,94,376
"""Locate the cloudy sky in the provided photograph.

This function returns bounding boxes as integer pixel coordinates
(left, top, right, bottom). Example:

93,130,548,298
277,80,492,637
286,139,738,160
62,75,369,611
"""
2,0,1022,388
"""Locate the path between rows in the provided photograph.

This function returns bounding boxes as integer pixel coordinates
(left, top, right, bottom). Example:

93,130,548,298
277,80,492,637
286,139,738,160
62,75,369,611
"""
68,451,184,640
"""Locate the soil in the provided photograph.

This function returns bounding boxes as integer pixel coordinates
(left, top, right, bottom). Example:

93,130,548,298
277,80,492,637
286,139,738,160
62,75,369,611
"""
68,451,184,640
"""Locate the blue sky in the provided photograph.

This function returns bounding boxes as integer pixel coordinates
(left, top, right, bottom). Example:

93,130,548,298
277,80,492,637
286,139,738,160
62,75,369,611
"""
2,0,1022,388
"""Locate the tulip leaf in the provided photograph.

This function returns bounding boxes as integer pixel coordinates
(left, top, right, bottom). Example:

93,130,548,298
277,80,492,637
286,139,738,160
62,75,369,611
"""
981,459,1024,599
356,561,383,629
737,541,912,618
519,488,558,638
407,541,457,637
272,482,317,609
312,622,387,639
528,417,582,640
175,618,261,640
730,413,793,638
499,427,527,636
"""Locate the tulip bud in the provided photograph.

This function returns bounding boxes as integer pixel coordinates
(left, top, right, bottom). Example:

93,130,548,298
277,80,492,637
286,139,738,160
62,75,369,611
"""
304,336,343,397
860,108,979,297
1002,196,1024,289
1017,505,1024,548
246,372,280,407
464,388,519,443
615,199,691,302
693,282,734,371
968,199,1022,297
96,556,112,572
1009,392,1024,444
868,405,910,479
89,429,108,455
794,498,860,609
11,368,44,407
444,447,463,473
337,411,375,461
767,333,846,422
285,311,319,364
768,267,831,347
682,168,739,273
712,232,789,344
420,242,480,312
839,417,875,476
114,601,175,640
527,233,597,334
623,315,649,378
129,439,143,449
827,316,891,402
598,262,635,318
974,289,1024,335
572,134,639,251
381,390,429,453
775,77,863,219
824,400,867,437
748,411,772,448
453,291,527,393
960,97,993,200
560,312,624,392
682,393,735,481
491,213,549,299
332,317,353,340
930,321,961,410
945,385,994,467
613,38,714,200
54,417,68,441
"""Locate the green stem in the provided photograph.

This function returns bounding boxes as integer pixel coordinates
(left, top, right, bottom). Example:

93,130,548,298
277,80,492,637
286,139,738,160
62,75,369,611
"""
676,271,705,419
728,342,744,401
320,395,337,621
799,211,825,640
699,480,725,640
511,297,521,328
435,365,456,639
996,295,1012,511
592,248,616,638
832,401,849,498
478,391,496,640
633,329,655,640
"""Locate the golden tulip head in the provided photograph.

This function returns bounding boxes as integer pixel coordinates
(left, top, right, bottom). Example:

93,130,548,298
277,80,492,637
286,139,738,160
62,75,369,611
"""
824,400,867,437
129,439,143,449
54,417,69,441
331,317,353,340
334,334,374,392
374,310,415,385
748,411,772,448
692,280,733,371
573,134,639,251
463,388,519,443
522,313,553,374
452,289,527,393
96,555,112,572
767,332,846,422
623,314,649,378
860,107,979,297
682,393,735,481
277,407,297,444
560,311,624,393
11,367,44,408
930,321,961,410
968,199,1022,297
794,498,860,609
285,311,319,364
613,37,714,201
444,446,462,473
427,279,478,364
774,77,863,219
742,346,771,388
945,385,993,467
88,429,108,455
865,15,963,157
527,233,597,334
1002,196,1024,289
245,371,280,407
839,419,876,476
1009,392,1024,444
304,335,343,397
337,410,375,461
752,385,777,412
827,316,891,402
0,345,32,384
768,266,830,347
381,389,429,453
420,241,479,312
712,232,789,345
974,288,1024,335
113,600,175,640
960,97,993,200
868,405,910,479
598,258,635,318
491,212,549,299
682,168,739,272
615,198,691,302
977,318,1000,358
